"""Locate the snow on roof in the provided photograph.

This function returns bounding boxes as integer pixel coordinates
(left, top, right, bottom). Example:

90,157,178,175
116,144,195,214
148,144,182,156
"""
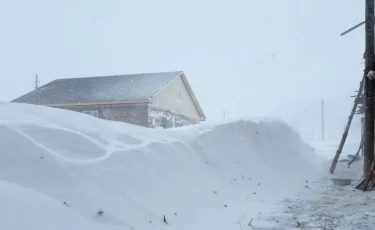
12,71,183,105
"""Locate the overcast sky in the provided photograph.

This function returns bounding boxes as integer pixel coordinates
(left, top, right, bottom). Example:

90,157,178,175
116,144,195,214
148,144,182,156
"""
0,0,365,141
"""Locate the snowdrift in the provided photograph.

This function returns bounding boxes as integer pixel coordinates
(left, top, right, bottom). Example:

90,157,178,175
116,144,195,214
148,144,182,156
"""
0,103,322,230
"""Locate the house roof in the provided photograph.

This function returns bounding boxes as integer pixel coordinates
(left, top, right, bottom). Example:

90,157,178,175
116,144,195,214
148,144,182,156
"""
12,71,183,105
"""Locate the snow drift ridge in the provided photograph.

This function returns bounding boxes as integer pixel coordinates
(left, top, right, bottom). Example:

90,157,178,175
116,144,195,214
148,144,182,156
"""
0,103,321,230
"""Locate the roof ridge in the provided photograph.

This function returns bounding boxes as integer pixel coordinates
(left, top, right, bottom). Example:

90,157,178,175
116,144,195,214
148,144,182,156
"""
55,71,183,81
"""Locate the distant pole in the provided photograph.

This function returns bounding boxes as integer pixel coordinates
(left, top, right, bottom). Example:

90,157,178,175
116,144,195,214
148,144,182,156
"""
322,98,324,141
223,109,226,120
34,74,39,90
363,0,375,189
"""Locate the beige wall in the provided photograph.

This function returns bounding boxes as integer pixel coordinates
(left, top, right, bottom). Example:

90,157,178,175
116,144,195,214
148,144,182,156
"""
152,76,201,120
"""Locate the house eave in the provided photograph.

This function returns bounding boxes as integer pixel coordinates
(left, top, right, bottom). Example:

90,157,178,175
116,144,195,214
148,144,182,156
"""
179,73,206,120
150,71,206,120
43,100,149,108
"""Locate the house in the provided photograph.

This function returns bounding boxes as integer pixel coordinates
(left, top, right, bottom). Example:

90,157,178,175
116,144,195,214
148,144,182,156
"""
12,71,206,128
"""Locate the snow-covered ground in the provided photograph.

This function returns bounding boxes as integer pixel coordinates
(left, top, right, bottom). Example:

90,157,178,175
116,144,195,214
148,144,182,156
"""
0,102,365,230
252,141,369,230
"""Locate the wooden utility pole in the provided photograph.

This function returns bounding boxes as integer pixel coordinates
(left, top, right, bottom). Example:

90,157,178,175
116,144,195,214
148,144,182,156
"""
321,97,325,142
362,116,365,157
35,74,39,90
363,0,375,189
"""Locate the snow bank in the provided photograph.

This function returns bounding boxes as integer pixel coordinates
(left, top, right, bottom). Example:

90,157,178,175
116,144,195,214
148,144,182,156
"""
0,103,322,230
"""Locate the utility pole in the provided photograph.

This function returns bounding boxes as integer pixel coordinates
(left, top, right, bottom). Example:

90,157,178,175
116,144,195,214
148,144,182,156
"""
321,97,325,142
362,116,365,157
362,0,375,189
35,74,39,90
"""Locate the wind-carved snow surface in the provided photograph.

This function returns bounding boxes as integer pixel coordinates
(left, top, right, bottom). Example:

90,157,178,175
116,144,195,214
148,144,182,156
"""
0,103,323,230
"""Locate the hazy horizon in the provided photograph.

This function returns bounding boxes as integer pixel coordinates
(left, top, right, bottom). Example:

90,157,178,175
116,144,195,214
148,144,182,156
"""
0,0,365,141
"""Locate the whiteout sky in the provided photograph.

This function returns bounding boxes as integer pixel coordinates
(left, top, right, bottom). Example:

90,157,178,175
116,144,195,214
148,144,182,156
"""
0,0,365,140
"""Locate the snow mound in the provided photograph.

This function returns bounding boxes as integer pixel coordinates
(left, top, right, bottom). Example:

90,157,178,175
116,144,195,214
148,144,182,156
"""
0,103,322,230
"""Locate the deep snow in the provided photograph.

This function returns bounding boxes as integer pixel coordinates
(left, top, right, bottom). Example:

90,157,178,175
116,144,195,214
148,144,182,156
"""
0,103,324,230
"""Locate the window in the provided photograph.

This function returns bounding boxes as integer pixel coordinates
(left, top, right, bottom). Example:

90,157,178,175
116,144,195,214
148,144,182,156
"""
82,110,99,118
